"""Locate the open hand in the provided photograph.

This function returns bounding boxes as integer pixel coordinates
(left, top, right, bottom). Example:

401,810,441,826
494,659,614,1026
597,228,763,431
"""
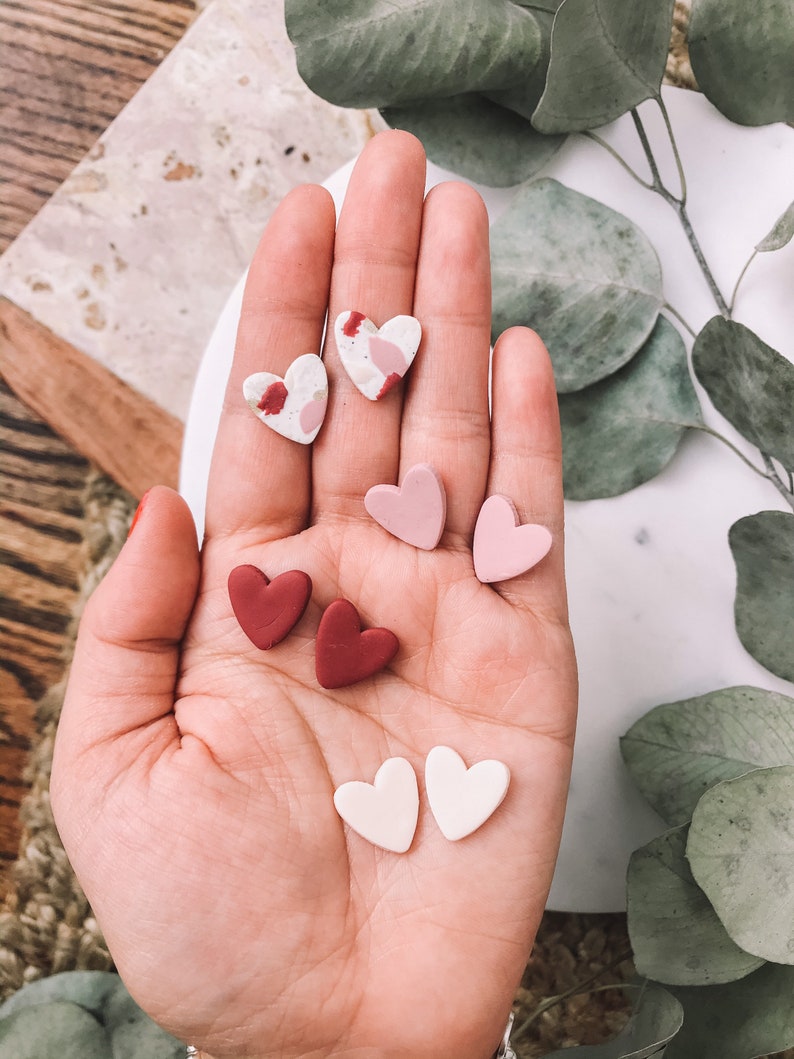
51,131,577,1059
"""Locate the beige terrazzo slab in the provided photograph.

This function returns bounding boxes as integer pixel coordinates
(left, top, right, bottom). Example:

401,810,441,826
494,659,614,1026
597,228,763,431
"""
0,0,378,427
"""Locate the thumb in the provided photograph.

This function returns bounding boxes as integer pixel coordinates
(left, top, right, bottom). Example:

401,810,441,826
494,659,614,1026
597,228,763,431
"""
53,485,200,766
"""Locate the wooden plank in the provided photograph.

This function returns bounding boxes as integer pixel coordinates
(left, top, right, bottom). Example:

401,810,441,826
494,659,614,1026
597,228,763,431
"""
0,0,197,252
0,297,182,498
0,379,91,871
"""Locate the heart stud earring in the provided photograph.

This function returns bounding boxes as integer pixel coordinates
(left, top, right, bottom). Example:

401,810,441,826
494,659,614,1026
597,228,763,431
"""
364,463,446,550
315,599,399,689
334,311,421,400
425,746,510,841
243,353,328,444
228,566,312,650
473,495,552,583
333,757,419,853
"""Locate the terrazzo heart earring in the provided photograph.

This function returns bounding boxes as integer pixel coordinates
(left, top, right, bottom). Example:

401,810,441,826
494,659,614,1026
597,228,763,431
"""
243,353,328,444
334,311,421,400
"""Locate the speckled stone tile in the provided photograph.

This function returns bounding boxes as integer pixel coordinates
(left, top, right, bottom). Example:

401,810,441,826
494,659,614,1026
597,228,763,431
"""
0,0,378,422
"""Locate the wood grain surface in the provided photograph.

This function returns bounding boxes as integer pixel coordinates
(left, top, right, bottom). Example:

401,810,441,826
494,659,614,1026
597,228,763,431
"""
0,0,196,254
0,297,182,497
0,0,196,883
0,379,89,869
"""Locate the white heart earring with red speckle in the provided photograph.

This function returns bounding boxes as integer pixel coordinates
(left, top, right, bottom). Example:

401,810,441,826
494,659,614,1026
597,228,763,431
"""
243,353,328,444
334,311,421,400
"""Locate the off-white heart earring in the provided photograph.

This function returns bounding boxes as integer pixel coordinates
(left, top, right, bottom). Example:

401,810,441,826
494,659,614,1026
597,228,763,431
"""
333,757,419,853
425,746,510,841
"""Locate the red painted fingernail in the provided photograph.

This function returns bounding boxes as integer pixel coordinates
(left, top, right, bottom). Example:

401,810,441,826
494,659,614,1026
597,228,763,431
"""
127,489,152,538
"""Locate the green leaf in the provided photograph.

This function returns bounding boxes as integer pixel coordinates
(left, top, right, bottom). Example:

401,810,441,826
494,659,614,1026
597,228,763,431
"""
0,972,184,1059
485,0,563,120
532,0,675,133
490,178,664,391
628,825,765,986
542,983,683,1057
621,686,794,827
559,317,701,499
688,0,794,126
381,94,565,187
756,200,794,252
0,1002,108,1059
687,766,794,964
692,317,794,474
285,0,541,109
664,963,794,1059
730,511,794,683
104,986,185,1058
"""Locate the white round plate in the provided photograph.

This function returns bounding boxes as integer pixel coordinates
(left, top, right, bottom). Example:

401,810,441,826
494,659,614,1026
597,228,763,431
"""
180,87,794,910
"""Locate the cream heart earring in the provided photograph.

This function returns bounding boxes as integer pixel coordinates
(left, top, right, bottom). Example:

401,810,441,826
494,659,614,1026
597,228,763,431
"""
333,747,511,852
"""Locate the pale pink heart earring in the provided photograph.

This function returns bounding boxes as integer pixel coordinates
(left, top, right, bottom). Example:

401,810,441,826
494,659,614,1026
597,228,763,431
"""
473,495,552,583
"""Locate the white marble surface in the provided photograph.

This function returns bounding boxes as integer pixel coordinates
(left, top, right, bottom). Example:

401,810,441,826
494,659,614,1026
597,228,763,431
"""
0,0,376,422
180,88,794,911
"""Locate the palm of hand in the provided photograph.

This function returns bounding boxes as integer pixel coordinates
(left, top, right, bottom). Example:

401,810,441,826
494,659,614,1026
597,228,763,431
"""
52,133,577,1059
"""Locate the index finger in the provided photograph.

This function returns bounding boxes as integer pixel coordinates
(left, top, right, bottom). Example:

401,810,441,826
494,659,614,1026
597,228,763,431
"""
204,184,336,542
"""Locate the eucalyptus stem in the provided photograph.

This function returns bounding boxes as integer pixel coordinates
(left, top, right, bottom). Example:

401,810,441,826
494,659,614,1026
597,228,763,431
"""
513,947,633,1039
631,107,731,319
761,453,794,511
691,426,794,510
691,424,769,479
728,248,758,313
657,95,687,205
662,301,697,339
583,130,654,191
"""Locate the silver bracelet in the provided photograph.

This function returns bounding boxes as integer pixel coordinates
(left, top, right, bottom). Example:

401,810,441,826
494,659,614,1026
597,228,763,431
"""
494,1011,517,1059
186,1012,517,1059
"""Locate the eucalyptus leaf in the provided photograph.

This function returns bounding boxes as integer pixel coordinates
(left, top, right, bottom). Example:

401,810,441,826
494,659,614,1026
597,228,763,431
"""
664,963,794,1059
558,317,701,499
692,317,794,474
490,178,664,391
628,825,765,986
542,983,683,1058
485,0,563,120
0,1002,108,1059
689,0,794,126
532,0,675,133
285,0,541,109
382,94,564,187
0,972,184,1059
730,511,794,682
621,686,794,826
756,199,794,252
687,765,794,964
0,971,118,1020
